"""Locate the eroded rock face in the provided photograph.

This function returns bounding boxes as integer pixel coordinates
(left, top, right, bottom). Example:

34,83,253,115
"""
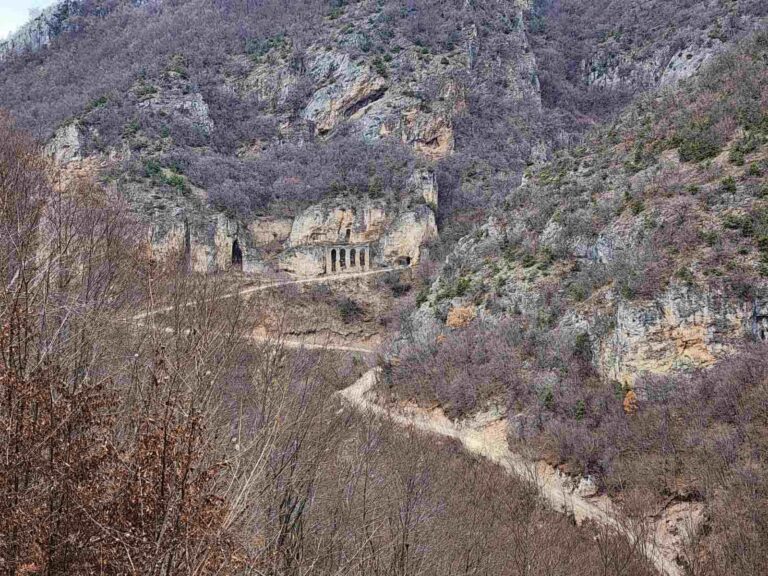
278,246,326,277
45,123,83,165
660,44,719,86
407,168,438,209
0,0,81,59
297,47,465,160
582,27,730,91
302,51,388,134
379,205,438,265
138,80,214,134
248,217,293,245
148,211,261,274
288,200,389,247
600,287,767,386
285,188,438,271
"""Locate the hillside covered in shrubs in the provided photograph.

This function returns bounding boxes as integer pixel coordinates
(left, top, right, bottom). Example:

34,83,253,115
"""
384,28,768,573
2,0,765,234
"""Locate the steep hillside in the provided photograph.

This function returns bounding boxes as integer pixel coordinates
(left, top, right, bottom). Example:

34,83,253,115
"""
2,0,766,278
0,0,545,273
403,30,768,384
383,30,768,571
528,0,768,142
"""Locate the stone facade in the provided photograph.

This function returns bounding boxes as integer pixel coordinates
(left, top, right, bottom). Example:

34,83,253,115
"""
325,244,371,275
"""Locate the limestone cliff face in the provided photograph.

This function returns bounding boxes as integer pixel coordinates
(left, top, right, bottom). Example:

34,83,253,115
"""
282,194,438,275
248,217,293,246
46,115,440,277
407,168,438,209
379,205,438,265
288,200,389,247
137,76,214,134
0,1,80,59
278,246,327,278
302,51,388,135
599,287,768,387
45,123,84,165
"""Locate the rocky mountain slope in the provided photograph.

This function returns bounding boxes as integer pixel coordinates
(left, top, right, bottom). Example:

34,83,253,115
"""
2,0,766,276
406,29,768,386
381,33,768,571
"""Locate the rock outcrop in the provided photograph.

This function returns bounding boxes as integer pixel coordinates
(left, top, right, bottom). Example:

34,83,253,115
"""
0,1,80,59
379,205,438,265
45,123,83,165
288,200,389,247
277,246,327,277
302,51,388,135
600,287,768,386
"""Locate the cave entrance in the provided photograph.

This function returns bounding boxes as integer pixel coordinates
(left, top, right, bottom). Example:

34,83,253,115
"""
232,239,243,270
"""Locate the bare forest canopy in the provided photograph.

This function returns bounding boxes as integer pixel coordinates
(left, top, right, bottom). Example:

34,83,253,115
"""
0,111,659,575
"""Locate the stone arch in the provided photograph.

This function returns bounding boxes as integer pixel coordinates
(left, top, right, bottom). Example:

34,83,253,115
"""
340,248,347,269
350,248,356,267
360,249,366,269
345,228,351,242
232,238,243,270
331,248,337,273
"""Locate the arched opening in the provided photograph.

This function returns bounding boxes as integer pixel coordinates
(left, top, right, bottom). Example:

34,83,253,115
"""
331,249,337,273
406,256,412,266
350,248,356,267
231,239,243,270
340,248,346,269
360,249,366,268
345,228,351,242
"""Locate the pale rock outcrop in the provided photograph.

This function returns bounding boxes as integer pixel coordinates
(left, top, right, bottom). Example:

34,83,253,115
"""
288,201,389,247
243,57,300,110
278,246,327,277
401,109,454,160
139,83,214,134
660,44,719,86
303,51,387,134
407,168,439,208
600,286,767,387
379,205,438,265
0,0,80,59
45,123,83,165
248,217,293,245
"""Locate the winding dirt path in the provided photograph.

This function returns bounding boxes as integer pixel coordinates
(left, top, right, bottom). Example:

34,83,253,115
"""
339,369,684,576
132,267,397,322
249,333,374,355
130,267,683,574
